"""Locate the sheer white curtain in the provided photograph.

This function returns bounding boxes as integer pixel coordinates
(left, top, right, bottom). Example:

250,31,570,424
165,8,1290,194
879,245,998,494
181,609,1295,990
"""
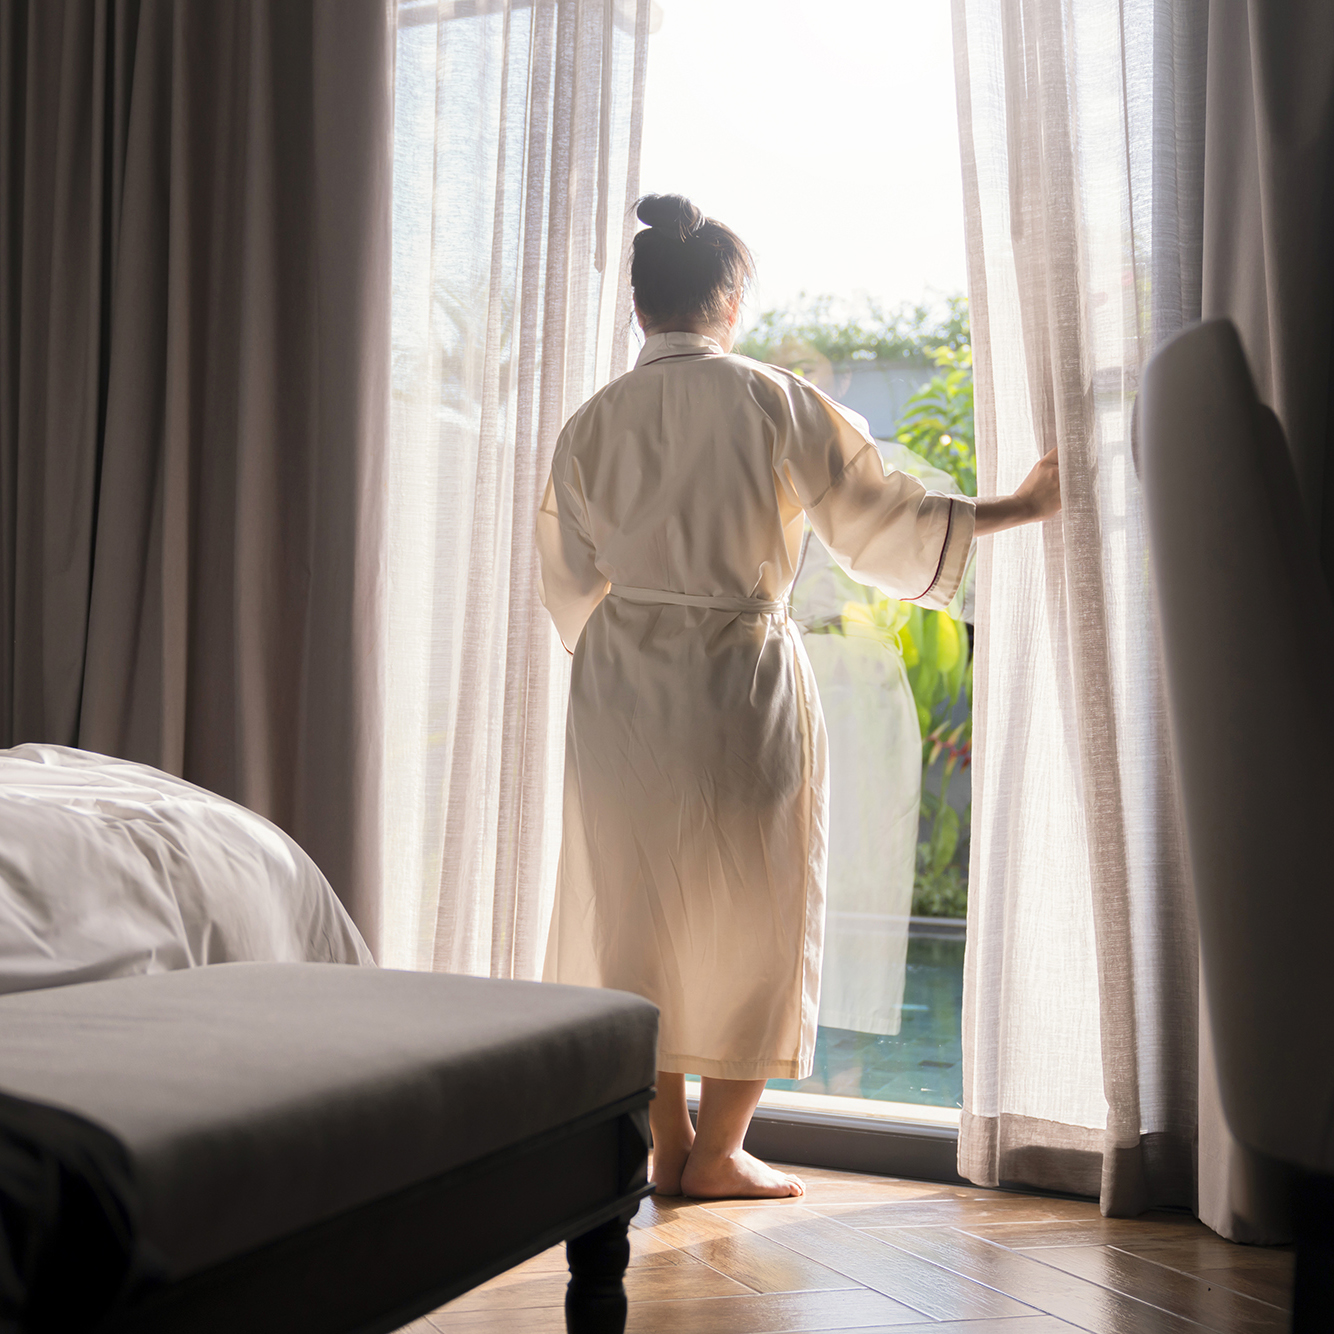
953,0,1200,1216
383,0,650,977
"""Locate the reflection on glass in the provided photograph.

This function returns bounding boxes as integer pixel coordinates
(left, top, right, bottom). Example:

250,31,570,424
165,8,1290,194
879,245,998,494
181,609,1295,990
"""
686,308,979,1114
769,925,964,1108
779,435,971,1110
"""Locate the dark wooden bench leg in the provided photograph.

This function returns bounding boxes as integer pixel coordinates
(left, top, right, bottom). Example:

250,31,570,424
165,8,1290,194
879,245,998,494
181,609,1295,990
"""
565,1207,634,1334
1293,1169,1334,1332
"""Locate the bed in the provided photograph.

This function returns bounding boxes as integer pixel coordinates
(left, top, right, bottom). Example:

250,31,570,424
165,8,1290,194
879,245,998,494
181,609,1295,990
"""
0,744,371,993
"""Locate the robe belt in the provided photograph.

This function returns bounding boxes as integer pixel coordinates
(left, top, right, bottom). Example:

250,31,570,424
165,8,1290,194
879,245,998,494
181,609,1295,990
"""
608,584,787,615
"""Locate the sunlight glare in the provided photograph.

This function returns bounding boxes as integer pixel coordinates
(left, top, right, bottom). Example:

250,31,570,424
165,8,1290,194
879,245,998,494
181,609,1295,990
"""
640,0,967,322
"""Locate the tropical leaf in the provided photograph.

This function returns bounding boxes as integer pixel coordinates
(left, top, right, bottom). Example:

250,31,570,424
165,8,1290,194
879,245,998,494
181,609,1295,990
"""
893,344,976,496
932,611,960,673
775,305,979,916
898,623,920,667
929,805,960,874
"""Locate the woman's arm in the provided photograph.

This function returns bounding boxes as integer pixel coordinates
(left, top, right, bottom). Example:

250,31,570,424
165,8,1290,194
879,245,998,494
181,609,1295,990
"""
536,460,610,654
974,448,1061,535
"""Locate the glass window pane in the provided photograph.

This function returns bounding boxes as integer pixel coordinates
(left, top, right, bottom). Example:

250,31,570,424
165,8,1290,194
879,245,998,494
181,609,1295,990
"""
646,0,970,1118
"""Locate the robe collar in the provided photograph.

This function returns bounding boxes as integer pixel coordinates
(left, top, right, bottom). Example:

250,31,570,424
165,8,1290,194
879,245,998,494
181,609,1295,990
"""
635,331,728,367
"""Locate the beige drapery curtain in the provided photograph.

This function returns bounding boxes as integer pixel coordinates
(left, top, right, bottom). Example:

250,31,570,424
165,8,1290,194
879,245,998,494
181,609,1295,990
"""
952,0,1199,1217
1202,3,1334,589
954,0,1334,1241
1194,0,1334,1244
0,0,391,948
382,0,650,976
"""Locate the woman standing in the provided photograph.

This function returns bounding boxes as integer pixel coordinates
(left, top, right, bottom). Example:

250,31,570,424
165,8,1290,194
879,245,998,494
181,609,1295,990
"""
538,195,1059,1199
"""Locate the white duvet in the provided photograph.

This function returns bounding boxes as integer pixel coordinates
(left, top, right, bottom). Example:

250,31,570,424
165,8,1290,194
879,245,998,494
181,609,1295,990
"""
0,745,373,995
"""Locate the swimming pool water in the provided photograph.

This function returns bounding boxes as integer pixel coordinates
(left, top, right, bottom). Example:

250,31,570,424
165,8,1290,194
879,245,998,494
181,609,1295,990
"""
768,933,965,1108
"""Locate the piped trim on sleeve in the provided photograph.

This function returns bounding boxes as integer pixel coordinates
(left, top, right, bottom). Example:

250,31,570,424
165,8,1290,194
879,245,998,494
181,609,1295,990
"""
910,498,955,600
905,495,977,609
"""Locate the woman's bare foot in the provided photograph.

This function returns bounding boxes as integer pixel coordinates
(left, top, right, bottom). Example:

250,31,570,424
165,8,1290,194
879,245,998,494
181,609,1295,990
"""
649,1137,694,1196
680,1147,805,1199
649,1072,694,1196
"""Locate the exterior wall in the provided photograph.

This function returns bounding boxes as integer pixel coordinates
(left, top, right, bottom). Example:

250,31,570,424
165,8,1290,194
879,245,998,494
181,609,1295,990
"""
826,359,936,437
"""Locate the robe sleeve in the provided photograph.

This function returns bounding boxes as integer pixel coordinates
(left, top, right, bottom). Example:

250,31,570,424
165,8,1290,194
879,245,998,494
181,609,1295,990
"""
771,374,975,610
536,432,610,653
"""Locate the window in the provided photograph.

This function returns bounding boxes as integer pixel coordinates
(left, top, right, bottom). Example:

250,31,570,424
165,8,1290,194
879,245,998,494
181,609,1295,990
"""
642,0,971,1128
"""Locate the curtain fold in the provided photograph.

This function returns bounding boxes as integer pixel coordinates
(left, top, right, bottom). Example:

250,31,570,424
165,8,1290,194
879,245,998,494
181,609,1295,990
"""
953,0,1198,1216
1192,0,1334,1245
0,0,390,947
383,0,649,978
955,0,1334,1240
1202,1,1334,591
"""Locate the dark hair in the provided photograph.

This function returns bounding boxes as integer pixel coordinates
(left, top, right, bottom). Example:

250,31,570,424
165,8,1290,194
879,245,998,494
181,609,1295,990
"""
630,194,755,329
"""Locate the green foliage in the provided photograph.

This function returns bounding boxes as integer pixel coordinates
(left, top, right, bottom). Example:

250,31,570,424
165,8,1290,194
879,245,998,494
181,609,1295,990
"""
773,295,979,918
912,708,972,919
900,608,973,919
899,604,969,737
892,345,977,497
828,592,974,919
911,819,969,918
735,294,969,371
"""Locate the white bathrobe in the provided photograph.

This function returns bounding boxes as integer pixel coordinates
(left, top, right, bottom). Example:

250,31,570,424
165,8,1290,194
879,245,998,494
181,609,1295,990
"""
537,331,974,1080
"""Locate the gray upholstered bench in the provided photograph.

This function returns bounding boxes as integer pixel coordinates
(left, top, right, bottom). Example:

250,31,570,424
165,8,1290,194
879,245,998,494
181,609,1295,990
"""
0,963,657,1333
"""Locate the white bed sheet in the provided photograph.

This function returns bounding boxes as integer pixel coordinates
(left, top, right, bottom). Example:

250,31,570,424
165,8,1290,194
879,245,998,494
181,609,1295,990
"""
0,745,372,994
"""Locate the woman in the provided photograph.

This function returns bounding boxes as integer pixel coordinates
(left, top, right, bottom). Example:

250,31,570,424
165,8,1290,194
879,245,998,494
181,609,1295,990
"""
537,195,1060,1199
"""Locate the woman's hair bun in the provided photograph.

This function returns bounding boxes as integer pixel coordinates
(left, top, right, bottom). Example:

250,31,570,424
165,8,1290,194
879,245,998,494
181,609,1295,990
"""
636,193,704,241
630,193,754,328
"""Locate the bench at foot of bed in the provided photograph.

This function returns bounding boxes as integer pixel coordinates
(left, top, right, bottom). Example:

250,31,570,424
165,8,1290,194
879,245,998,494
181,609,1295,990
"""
0,963,658,1334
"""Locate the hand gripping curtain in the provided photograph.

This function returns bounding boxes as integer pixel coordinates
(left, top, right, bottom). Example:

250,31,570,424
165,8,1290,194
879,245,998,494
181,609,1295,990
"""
952,0,1200,1215
384,0,650,976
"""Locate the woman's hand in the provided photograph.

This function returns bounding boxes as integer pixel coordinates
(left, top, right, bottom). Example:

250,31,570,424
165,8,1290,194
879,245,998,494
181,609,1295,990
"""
1015,448,1061,521
973,448,1061,536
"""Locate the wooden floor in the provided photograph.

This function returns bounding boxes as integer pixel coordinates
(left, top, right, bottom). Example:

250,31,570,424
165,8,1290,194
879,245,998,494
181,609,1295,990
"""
403,1164,1294,1333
